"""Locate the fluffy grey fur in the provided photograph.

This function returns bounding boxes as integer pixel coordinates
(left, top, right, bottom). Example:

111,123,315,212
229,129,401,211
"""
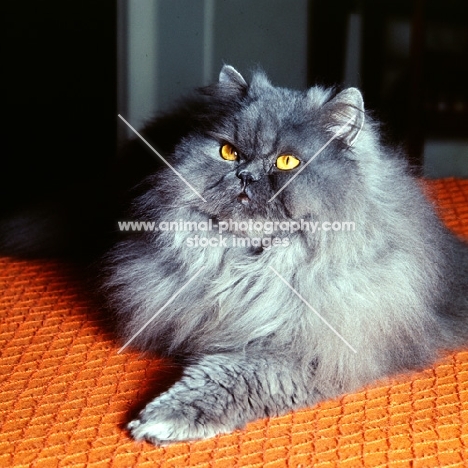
102,65,468,444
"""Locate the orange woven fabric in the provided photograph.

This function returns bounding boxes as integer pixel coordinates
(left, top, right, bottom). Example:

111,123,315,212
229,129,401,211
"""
0,178,467,468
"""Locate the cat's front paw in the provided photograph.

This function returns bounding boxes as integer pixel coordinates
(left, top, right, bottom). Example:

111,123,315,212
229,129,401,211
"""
127,398,229,445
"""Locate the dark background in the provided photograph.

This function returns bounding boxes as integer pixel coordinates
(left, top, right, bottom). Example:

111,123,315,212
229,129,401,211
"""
309,0,468,169
3,1,117,214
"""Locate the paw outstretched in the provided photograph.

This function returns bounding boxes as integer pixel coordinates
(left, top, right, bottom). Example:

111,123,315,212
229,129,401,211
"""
125,353,310,445
127,398,230,444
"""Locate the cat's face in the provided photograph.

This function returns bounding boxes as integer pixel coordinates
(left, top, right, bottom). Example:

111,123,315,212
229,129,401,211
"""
169,66,365,226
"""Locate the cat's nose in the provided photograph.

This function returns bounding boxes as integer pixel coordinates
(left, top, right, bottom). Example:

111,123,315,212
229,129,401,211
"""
236,170,258,190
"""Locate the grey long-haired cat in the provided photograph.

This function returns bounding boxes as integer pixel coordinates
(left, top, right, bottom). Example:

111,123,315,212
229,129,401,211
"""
103,65,468,444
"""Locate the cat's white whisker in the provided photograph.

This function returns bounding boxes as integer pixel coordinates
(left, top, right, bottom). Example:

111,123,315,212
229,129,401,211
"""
117,114,207,202
268,115,356,203
268,265,358,354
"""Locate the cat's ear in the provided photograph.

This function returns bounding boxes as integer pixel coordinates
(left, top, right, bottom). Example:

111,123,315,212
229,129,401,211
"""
320,88,365,146
219,65,248,90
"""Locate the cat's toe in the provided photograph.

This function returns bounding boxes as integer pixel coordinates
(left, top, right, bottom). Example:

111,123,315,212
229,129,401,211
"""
128,418,179,445
127,408,227,444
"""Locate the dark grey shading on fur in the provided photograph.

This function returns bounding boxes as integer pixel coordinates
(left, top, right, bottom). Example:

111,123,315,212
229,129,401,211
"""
102,65,468,444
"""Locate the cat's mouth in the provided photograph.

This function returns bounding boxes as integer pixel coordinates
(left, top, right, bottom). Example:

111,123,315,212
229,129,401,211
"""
237,191,251,205
237,186,253,205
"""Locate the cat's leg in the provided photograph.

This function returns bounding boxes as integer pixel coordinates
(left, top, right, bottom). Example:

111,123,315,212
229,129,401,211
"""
128,351,322,444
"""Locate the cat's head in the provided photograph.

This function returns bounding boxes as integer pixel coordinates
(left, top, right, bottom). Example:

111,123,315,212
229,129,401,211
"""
161,65,368,226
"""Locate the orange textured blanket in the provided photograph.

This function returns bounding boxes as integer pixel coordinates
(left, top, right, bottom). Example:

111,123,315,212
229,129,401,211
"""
0,178,467,468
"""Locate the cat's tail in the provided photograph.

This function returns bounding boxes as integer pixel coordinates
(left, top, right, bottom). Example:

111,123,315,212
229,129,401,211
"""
0,203,69,258
0,185,117,261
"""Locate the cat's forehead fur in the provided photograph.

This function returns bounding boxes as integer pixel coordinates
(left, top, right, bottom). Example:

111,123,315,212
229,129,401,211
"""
243,71,332,124
218,68,333,156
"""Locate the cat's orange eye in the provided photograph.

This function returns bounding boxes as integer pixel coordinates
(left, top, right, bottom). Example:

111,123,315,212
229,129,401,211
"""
276,154,300,170
220,143,238,161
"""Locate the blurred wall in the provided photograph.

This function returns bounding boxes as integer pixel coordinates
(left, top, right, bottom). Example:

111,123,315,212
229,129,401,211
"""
118,0,308,138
